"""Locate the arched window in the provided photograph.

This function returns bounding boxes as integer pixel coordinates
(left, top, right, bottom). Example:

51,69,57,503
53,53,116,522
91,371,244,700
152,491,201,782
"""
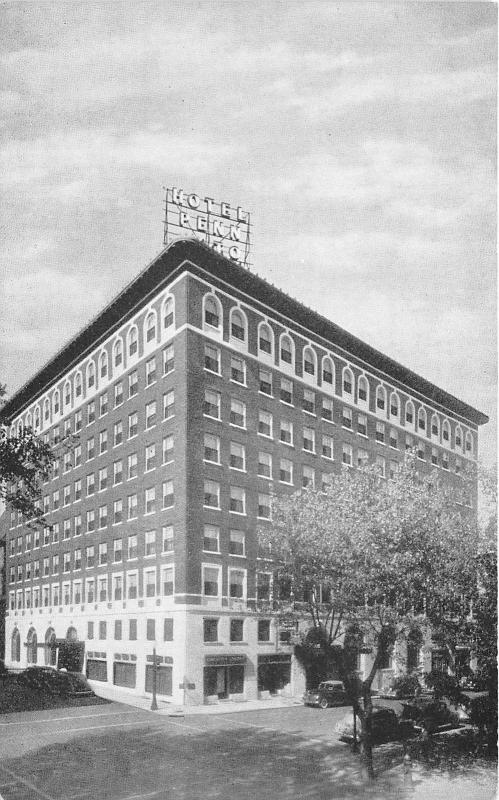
66,626,78,642
465,431,473,455
389,393,399,418
53,390,60,415
87,361,95,390
405,400,415,426
145,311,157,344
27,627,38,664
43,398,50,422
204,295,221,328
11,629,20,662
342,368,353,396
26,411,33,429
418,407,427,432
17,421,23,437
442,420,450,443
45,627,57,666
376,385,386,411
455,426,463,450
75,372,82,398
303,347,316,377
128,326,138,358
280,334,293,366
162,296,174,330
431,414,439,439
34,407,41,431
113,339,123,368
64,381,71,407
407,629,423,673
358,375,368,403
258,323,273,356
99,351,108,379
322,357,334,387
230,308,247,342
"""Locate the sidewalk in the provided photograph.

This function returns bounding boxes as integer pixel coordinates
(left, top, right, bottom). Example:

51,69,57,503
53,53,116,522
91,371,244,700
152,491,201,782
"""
89,681,303,715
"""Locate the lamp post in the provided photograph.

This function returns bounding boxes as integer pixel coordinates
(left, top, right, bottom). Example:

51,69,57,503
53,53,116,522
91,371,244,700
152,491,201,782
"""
150,643,158,711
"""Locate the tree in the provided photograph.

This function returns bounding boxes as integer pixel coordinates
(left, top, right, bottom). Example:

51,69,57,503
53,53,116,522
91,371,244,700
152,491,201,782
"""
259,454,479,779
0,383,54,523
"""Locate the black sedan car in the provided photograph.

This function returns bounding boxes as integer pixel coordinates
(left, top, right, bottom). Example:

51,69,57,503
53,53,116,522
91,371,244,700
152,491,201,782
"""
400,698,461,734
336,706,415,745
303,680,349,709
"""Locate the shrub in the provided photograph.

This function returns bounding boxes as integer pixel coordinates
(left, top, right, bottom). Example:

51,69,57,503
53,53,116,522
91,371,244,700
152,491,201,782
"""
391,673,421,698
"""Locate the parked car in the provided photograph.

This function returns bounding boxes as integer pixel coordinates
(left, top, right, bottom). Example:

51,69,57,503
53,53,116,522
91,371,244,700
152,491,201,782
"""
336,706,414,745
400,697,461,734
18,667,94,697
303,680,348,709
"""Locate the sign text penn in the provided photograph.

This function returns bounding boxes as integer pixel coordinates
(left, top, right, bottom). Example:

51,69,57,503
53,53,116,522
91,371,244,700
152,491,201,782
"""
164,187,251,266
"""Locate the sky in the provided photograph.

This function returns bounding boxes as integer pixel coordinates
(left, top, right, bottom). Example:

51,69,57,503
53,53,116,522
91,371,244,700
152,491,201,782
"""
0,1,496,470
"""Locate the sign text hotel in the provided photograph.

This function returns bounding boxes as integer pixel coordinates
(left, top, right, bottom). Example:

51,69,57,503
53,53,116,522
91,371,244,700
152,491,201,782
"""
164,187,251,266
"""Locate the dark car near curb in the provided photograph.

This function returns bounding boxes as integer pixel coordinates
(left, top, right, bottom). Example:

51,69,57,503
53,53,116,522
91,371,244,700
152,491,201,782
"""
18,667,94,697
337,706,415,745
303,680,349,709
401,698,461,734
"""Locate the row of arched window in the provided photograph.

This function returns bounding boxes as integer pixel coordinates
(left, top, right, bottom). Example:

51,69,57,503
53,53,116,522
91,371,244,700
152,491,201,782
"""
11,626,77,664
202,293,475,455
13,295,175,436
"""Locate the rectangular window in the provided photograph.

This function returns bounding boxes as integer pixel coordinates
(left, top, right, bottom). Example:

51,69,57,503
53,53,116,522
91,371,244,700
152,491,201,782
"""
322,398,334,422
114,381,123,407
279,458,293,484
99,542,108,565
342,443,353,466
98,504,108,528
375,422,385,444
229,530,245,556
258,410,273,438
303,427,315,452
280,378,293,405
442,452,449,470
302,466,315,488
75,410,82,431
114,620,122,640
258,493,271,519
203,566,220,597
322,435,333,460
230,399,246,428
145,401,156,429
129,370,138,397
163,344,174,375
145,531,156,556
145,570,156,597
86,546,95,568
98,579,108,604
164,618,174,641
113,538,123,562
357,448,368,467
162,526,174,553
417,442,425,460
163,390,174,420
259,368,272,395
99,430,108,454
162,566,174,596
86,580,94,603
204,433,220,464
431,447,438,466
322,472,333,492
127,452,138,480
99,393,108,416
280,419,293,445
303,389,315,414
63,452,72,473
230,355,245,384
257,573,271,601
145,444,156,472
144,488,155,515
87,401,96,425
258,620,270,642
128,535,138,560
53,490,60,509
86,509,95,532
203,618,218,642
205,344,220,373
146,357,156,386
230,441,245,471
98,467,108,491
88,621,94,640
113,499,123,524
128,413,138,439
74,445,81,467
74,479,82,502
389,429,398,449
258,451,272,478
203,525,219,553
162,434,174,464
229,486,245,514
204,481,220,508
100,619,108,639
204,390,220,419
376,455,386,477
114,460,123,485
162,480,174,508
113,576,122,601
230,619,244,642
128,572,138,599
127,493,137,519
114,421,123,447
389,460,398,479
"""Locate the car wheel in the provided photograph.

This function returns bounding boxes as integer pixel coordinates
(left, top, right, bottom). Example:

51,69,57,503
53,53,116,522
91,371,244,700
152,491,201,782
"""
319,698,329,709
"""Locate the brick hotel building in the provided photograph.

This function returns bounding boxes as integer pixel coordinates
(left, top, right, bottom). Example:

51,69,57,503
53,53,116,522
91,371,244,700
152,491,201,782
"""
1,238,488,705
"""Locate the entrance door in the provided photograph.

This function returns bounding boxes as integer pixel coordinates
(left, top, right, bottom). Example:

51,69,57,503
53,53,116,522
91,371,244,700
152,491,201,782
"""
204,666,228,699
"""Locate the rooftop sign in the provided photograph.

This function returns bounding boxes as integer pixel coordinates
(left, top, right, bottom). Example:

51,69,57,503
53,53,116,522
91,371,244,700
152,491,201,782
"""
163,187,251,266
